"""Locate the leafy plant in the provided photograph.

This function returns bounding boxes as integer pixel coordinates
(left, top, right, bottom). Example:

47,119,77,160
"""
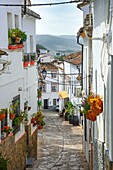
65,101,75,114
9,101,18,114
23,55,29,62
8,28,27,45
13,117,20,126
0,108,7,114
20,111,28,122
0,154,9,170
31,55,36,61
1,126,13,134
38,100,42,110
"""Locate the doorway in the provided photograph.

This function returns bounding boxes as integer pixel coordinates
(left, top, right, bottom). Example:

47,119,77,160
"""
44,99,48,109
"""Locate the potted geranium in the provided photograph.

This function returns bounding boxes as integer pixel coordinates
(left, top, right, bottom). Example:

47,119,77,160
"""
30,55,36,66
1,125,13,137
23,55,30,67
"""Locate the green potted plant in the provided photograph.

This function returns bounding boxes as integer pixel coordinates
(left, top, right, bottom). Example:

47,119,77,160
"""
65,102,75,122
8,28,27,50
9,101,18,120
20,110,28,124
38,100,42,111
23,55,30,67
13,117,20,126
30,55,36,66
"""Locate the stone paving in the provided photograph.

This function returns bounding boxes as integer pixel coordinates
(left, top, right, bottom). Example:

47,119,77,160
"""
28,111,89,170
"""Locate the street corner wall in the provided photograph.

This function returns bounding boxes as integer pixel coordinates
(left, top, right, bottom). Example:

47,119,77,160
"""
0,133,26,170
25,124,38,159
106,150,113,170
93,139,105,170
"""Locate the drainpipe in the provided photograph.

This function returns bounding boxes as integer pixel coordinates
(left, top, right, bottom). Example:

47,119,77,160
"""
24,0,26,15
107,0,113,161
77,35,84,90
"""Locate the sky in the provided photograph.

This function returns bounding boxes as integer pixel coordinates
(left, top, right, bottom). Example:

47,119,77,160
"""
30,0,83,35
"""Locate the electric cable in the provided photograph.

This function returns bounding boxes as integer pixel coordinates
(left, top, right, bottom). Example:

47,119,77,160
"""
0,1,82,7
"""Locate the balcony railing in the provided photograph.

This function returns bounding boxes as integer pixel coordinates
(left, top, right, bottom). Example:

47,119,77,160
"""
23,53,37,68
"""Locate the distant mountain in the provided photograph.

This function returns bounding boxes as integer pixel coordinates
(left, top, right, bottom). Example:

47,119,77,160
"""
36,34,81,54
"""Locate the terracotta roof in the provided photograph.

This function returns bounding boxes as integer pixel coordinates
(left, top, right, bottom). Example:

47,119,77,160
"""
40,63,58,71
40,63,64,72
63,51,82,65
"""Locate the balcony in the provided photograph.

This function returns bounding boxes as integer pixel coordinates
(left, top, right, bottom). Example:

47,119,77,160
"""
23,53,37,68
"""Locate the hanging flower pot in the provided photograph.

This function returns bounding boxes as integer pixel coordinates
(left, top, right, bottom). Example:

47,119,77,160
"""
31,117,35,124
38,125,43,129
92,101,103,116
10,113,16,120
0,113,5,121
28,106,31,111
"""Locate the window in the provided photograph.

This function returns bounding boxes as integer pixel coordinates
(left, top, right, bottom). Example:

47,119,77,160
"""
7,12,12,29
12,95,20,134
51,72,57,78
51,84,57,92
53,99,56,106
15,15,19,28
42,84,46,92
12,95,20,116
30,35,33,53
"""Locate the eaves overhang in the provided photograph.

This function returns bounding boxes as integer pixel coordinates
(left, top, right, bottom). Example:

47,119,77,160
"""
22,7,41,19
77,1,90,10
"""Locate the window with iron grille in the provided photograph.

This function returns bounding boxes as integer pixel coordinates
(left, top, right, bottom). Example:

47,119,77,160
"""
12,95,21,134
12,95,20,116
53,99,56,106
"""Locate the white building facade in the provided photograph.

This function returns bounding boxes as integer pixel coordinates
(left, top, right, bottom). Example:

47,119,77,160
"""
77,0,113,169
0,1,41,168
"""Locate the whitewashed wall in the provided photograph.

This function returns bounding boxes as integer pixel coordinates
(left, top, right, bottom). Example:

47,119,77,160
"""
23,17,36,53
0,0,22,48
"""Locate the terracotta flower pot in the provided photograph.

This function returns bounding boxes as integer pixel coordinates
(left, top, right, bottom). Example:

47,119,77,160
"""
23,61,30,67
31,118,35,123
88,112,97,122
10,113,16,120
8,45,17,50
30,61,35,66
38,125,43,129
17,44,24,49
0,113,5,121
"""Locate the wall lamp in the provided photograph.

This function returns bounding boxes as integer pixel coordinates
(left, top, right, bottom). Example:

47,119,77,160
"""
42,68,47,80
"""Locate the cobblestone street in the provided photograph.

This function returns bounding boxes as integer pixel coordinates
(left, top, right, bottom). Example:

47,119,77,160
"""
32,111,89,170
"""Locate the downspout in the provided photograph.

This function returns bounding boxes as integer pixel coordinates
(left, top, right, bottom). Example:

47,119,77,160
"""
24,0,26,15
107,0,113,161
77,35,83,90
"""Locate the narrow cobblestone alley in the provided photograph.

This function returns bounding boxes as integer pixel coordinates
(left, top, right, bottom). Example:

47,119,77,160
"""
29,111,89,170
